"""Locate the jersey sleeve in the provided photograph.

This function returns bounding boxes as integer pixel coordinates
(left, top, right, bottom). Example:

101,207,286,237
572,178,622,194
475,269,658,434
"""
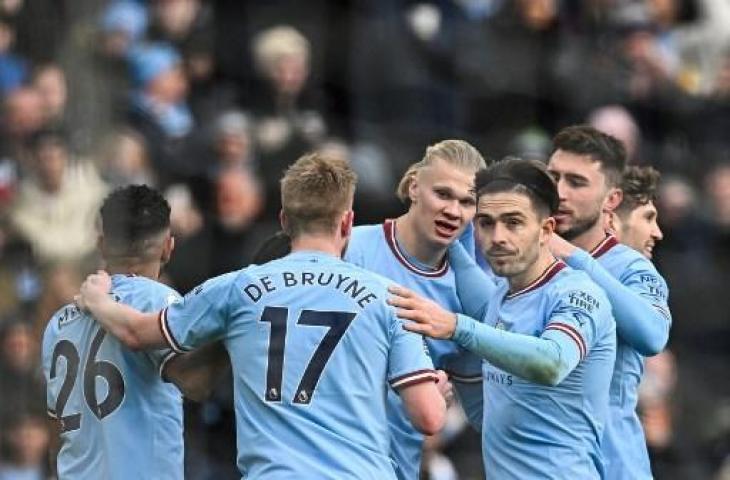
159,271,239,354
542,285,609,361
387,307,438,390
448,242,496,321
143,287,185,378
566,249,670,355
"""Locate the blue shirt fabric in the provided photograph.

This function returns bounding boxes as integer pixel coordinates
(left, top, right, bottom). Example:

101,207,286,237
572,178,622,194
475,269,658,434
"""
42,275,183,480
469,261,616,479
345,220,484,480
567,235,672,480
160,251,436,480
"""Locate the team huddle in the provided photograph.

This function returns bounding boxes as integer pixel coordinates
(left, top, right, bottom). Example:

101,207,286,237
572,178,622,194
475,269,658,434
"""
42,125,671,479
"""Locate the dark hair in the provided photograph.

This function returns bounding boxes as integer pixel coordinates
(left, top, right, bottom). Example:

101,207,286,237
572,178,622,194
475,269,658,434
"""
100,185,171,255
616,166,660,216
252,231,291,264
551,125,626,187
475,156,559,217
28,128,68,152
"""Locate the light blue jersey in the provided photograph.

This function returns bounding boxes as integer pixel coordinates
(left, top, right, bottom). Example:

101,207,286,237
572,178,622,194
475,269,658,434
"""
569,235,672,480
345,220,483,480
42,275,183,480
159,250,436,480
478,261,616,479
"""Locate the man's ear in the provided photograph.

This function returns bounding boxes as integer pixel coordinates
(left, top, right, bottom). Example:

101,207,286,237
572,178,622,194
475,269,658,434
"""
279,210,289,234
541,216,556,245
161,234,175,264
408,172,420,205
341,210,354,238
603,187,623,213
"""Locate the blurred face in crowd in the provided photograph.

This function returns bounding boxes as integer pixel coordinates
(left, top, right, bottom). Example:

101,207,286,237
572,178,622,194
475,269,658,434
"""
614,202,663,259
153,0,198,39
706,165,730,227
1,322,36,373
3,88,45,139
476,190,552,280
33,65,67,120
548,150,610,240
216,169,262,230
216,132,250,166
408,158,477,252
107,132,149,179
35,140,68,193
271,54,308,96
517,0,557,31
5,417,50,467
148,65,188,104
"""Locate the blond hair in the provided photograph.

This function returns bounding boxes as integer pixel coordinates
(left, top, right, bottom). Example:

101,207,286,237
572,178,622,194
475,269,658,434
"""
281,152,357,237
252,25,310,76
396,139,488,204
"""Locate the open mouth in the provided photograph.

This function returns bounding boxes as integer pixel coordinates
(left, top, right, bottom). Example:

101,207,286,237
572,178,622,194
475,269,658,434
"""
434,220,458,237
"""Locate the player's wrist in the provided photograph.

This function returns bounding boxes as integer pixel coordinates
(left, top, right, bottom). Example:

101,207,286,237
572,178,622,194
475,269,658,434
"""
446,313,458,339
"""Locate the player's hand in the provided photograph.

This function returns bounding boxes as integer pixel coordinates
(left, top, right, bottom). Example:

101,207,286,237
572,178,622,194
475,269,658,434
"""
435,370,455,407
74,270,112,312
548,234,577,260
387,285,457,339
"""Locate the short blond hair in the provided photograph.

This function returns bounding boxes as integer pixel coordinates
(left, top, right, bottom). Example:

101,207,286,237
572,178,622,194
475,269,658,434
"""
396,139,488,204
281,152,357,237
253,25,310,76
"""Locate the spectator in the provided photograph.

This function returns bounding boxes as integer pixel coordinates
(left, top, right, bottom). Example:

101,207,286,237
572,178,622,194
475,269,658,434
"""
166,168,271,293
99,128,156,188
0,19,26,97
588,105,643,164
187,110,255,215
0,319,45,422
127,42,195,186
98,1,148,60
1,88,45,170
30,64,67,128
9,130,107,265
250,25,326,209
0,413,50,480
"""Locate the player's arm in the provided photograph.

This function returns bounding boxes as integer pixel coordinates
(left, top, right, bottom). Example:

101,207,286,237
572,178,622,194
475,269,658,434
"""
448,241,497,320
387,304,447,435
75,271,166,349
397,380,446,435
561,248,670,356
390,286,581,386
163,341,230,402
449,314,581,386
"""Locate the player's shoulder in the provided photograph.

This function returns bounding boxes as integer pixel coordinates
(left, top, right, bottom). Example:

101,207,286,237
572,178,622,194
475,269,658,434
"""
351,223,385,238
602,243,658,273
112,275,182,310
551,264,610,307
348,223,386,251
342,261,397,295
42,303,85,350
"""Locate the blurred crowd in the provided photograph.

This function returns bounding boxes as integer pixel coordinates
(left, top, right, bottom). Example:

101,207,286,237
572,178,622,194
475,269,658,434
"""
0,0,728,479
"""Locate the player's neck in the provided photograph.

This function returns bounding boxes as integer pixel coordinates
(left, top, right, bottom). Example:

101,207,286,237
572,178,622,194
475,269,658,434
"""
507,250,556,294
290,234,343,258
105,261,161,280
395,215,446,268
568,223,609,253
